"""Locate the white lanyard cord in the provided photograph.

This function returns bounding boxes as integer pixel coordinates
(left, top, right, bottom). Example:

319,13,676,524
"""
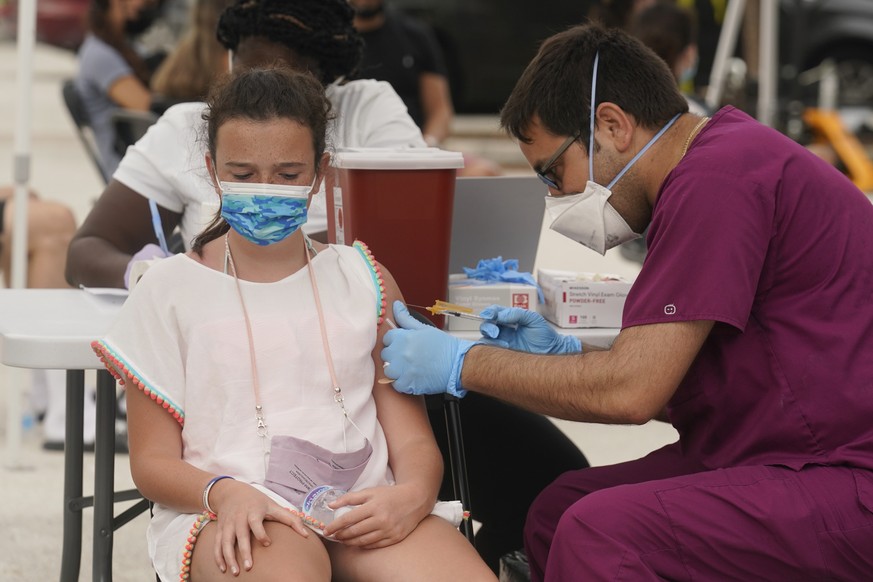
224,234,357,453
301,237,349,420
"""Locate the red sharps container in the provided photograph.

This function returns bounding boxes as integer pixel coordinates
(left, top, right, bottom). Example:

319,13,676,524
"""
326,148,465,326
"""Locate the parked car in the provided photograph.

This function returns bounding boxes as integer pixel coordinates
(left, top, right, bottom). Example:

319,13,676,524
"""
0,0,90,51
0,0,187,53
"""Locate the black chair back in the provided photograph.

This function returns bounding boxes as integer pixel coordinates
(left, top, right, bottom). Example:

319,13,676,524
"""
111,109,159,157
61,79,107,183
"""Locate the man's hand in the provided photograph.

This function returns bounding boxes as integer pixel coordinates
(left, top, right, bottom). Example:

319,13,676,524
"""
380,301,475,397
479,305,581,354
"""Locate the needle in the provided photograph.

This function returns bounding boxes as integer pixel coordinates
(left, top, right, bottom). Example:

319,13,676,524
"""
405,303,488,322
437,310,489,322
407,303,517,329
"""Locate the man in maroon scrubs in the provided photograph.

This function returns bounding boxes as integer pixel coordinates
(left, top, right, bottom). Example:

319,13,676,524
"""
380,23,873,581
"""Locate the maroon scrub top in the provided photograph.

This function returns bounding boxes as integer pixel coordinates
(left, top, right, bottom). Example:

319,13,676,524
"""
623,107,873,471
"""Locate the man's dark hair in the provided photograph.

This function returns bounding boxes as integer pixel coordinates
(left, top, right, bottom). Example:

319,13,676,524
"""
216,0,364,85
500,24,688,149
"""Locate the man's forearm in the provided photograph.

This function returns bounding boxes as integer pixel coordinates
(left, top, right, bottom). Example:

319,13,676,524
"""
460,321,712,424
460,345,631,423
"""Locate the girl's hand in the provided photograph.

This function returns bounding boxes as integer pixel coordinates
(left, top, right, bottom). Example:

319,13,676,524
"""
209,481,309,575
321,484,431,548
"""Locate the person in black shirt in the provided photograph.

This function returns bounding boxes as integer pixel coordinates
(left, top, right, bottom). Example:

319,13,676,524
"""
351,0,453,147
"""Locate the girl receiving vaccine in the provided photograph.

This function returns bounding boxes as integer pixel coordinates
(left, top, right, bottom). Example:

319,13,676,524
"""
93,67,495,582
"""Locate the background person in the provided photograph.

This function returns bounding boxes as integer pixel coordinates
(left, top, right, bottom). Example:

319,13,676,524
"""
93,66,496,582
380,23,873,581
630,1,708,115
349,0,502,176
75,0,163,180
588,0,655,31
150,0,236,104
349,0,452,147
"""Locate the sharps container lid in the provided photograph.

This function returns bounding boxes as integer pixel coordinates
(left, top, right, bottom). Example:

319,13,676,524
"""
331,147,465,170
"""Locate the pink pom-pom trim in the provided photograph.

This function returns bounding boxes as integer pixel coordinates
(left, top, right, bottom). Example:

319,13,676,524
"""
91,341,184,426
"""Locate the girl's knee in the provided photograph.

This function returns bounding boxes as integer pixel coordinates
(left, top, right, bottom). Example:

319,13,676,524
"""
329,516,495,581
254,522,330,581
191,521,330,582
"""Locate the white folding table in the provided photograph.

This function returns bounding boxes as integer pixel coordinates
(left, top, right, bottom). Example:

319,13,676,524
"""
0,288,141,582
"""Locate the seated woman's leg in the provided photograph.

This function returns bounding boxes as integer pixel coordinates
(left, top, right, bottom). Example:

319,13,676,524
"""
327,514,497,582
23,198,76,289
525,441,706,582
0,193,75,289
190,520,331,581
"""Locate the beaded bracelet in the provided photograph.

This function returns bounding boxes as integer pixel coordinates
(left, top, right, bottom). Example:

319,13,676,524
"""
202,475,234,514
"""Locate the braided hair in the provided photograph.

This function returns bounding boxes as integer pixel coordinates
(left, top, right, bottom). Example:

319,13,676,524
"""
216,0,363,85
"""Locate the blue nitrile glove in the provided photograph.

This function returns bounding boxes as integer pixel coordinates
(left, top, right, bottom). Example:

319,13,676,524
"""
478,305,582,354
381,301,477,397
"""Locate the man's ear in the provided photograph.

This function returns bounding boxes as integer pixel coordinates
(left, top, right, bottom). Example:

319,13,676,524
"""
594,103,635,154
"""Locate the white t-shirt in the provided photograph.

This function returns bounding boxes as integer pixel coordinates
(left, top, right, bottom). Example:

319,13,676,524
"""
94,242,462,578
95,243,391,578
113,79,426,245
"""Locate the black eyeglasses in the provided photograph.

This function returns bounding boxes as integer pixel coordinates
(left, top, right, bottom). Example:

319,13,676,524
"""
536,134,578,189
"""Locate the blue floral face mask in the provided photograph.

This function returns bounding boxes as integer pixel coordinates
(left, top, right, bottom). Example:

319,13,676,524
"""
219,180,315,246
